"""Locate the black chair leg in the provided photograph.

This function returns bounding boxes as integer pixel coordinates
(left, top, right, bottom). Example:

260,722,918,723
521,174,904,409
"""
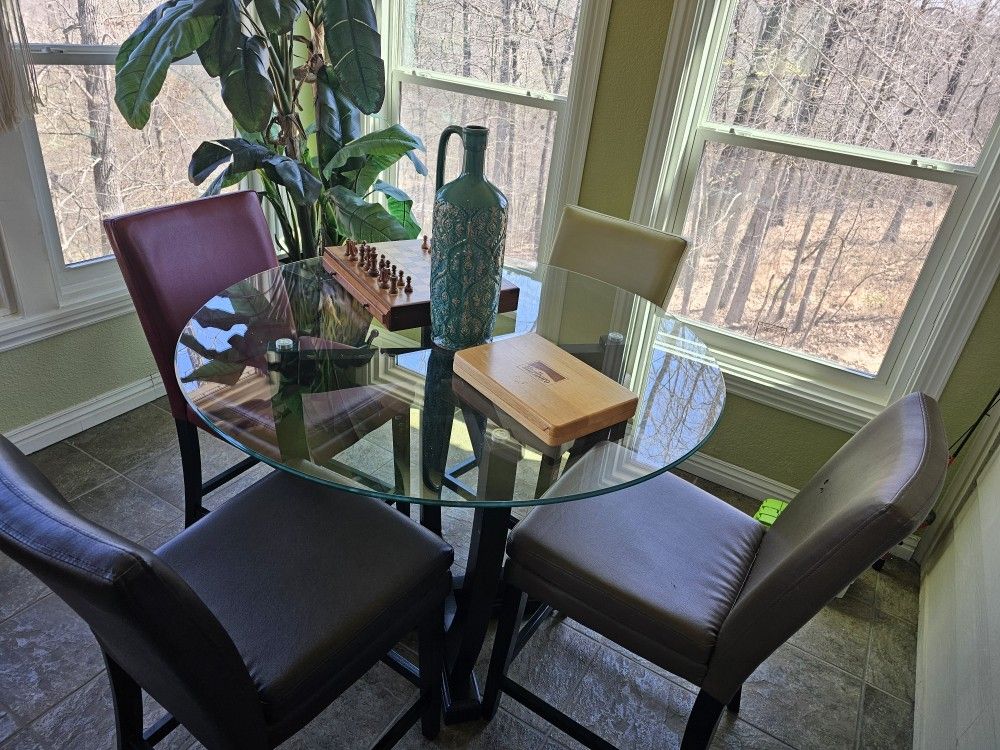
392,412,411,517
175,420,205,528
681,690,726,750
727,685,742,713
418,602,445,739
103,651,150,750
482,584,528,721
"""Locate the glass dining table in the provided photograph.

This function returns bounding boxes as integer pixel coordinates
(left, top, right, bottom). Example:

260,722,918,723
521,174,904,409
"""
173,257,726,722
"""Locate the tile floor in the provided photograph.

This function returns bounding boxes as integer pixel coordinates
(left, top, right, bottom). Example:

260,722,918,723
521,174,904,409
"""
0,400,920,749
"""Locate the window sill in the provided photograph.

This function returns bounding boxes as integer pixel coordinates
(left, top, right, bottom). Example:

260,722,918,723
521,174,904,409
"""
0,288,135,354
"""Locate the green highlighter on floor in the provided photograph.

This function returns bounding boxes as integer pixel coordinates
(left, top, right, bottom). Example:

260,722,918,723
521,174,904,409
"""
753,497,789,527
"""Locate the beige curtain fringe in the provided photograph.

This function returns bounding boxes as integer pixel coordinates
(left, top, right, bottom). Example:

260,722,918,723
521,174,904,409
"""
0,0,39,133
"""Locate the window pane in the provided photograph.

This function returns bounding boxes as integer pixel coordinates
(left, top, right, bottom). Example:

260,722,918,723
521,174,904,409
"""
709,0,1000,165
668,142,955,375
401,0,581,96
33,64,232,264
23,0,161,45
397,84,557,269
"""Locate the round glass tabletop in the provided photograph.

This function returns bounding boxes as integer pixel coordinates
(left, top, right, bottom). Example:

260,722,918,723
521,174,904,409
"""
174,258,725,507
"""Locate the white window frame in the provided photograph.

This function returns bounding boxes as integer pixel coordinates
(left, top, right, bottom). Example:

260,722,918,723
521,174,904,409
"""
632,0,1000,432
377,0,611,264
0,41,217,352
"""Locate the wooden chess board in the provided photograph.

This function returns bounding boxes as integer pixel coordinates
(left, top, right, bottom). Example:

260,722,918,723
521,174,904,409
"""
322,238,520,331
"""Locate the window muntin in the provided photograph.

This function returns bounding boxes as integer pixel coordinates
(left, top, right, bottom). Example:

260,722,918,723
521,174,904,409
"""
708,0,1000,166
388,0,585,269
401,0,581,96
669,142,956,375
396,84,558,269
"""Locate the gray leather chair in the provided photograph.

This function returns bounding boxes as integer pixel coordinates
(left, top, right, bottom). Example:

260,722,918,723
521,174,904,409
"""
483,392,947,749
0,435,452,749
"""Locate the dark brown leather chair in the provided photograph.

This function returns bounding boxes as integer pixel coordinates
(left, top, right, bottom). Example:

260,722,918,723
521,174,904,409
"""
104,192,280,526
0,435,452,749
483,392,947,749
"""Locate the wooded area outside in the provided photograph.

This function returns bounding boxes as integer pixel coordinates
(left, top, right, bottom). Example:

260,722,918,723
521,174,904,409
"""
667,0,1000,375
24,1,231,264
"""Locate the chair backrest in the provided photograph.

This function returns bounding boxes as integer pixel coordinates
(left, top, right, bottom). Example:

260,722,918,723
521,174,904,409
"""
104,192,278,422
548,205,687,307
0,436,267,749
702,392,947,700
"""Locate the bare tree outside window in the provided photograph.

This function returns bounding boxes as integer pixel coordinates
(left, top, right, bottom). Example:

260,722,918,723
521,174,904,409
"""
24,1,232,265
669,0,1000,375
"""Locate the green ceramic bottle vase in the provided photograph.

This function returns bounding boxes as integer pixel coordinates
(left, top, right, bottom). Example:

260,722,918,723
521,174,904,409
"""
429,125,509,350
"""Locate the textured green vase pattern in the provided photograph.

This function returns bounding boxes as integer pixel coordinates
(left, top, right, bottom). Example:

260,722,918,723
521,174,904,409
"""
430,125,508,350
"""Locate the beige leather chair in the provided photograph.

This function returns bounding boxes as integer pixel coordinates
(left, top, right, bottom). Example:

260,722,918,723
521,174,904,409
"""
548,204,688,307
483,392,947,749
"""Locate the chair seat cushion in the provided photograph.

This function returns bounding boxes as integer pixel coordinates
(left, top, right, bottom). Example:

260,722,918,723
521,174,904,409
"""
507,470,763,682
156,471,452,735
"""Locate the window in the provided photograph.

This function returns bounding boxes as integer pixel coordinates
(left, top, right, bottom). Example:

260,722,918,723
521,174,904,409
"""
382,0,604,269
635,0,1000,427
23,1,231,267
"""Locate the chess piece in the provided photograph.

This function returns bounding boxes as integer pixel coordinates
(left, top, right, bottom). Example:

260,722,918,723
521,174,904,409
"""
368,256,379,277
397,269,404,284
391,264,397,278
379,268,390,289
404,275,413,294
389,275,398,294
421,235,430,251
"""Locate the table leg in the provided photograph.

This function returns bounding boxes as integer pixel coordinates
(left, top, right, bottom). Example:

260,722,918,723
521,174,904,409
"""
443,427,522,723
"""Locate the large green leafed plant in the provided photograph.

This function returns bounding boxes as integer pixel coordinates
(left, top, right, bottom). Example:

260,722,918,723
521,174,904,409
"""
114,0,426,260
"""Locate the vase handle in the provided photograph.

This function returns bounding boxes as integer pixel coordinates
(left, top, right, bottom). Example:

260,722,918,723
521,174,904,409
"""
436,125,465,192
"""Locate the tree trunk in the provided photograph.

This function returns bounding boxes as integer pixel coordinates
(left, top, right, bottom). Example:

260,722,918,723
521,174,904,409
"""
78,0,124,219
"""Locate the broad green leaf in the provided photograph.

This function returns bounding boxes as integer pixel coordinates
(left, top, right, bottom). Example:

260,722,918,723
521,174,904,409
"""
189,138,322,205
323,124,426,192
327,185,411,242
189,140,232,183
372,180,420,238
115,0,218,128
324,0,385,114
255,0,303,33
221,35,274,132
197,0,241,77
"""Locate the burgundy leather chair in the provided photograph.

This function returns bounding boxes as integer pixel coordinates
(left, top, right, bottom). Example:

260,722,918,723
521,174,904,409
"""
104,193,280,526
483,392,947,749
0,434,451,749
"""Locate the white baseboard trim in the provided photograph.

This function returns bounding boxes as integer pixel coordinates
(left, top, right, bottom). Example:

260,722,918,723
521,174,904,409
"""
680,451,799,502
4,375,165,454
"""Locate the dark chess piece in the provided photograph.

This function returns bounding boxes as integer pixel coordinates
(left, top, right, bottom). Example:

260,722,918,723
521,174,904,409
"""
389,275,398,294
421,235,430,251
379,268,390,289
404,275,413,294
397,269,404,284
368,257,379,277
391,264,397,278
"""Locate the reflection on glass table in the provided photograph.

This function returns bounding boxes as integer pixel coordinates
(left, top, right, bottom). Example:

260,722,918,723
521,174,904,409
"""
174,260,725,507
174,258,726,723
